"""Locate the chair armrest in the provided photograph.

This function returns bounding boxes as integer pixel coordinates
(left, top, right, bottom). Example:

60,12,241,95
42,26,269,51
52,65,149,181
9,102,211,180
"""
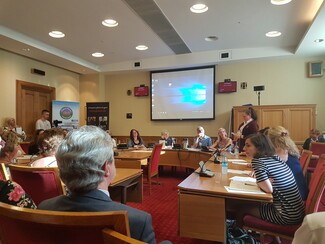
102,228,146,244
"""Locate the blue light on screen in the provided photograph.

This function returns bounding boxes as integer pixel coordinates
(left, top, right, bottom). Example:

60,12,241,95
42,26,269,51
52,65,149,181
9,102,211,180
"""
180,84,206,105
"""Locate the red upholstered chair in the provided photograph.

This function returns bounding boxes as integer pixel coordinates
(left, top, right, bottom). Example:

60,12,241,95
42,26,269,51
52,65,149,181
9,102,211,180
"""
299,149,312,176
0,202,144,244
144,144,163,194
242,154,325,243
308,142,325,173
8,164,65,205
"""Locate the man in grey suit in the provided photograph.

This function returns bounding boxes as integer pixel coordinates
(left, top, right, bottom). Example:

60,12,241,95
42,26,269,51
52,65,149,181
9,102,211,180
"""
39,126,156,243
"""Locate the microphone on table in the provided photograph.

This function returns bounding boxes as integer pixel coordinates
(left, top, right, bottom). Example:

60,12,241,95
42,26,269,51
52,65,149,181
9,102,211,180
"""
197,161,214,177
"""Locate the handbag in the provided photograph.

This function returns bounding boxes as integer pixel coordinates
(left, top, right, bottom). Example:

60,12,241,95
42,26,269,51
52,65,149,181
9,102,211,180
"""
226,219,259,244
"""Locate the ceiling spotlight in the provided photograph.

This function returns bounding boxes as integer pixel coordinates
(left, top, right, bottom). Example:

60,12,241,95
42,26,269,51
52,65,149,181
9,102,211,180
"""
22,48,30,52
136,45,148,51
92,52,104,57
314,39,324,43
49,31,65,38
102,19,118,27
190,4,208,13
265,31,282,37
270,0,292,5
205,36,218,41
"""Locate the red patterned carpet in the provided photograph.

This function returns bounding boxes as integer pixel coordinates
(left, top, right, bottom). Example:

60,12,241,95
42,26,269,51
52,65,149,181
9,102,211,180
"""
128,168,218,244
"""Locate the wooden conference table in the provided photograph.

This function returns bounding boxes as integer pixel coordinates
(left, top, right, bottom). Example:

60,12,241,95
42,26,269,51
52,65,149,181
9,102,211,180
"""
115,148,211,169
109,168,143,204
178,156,273,242
114,150,153,168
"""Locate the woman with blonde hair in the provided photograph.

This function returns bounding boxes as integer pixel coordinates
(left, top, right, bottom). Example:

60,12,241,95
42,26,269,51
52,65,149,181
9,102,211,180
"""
210,128,233,152
3,117,26,142
266,126,308,200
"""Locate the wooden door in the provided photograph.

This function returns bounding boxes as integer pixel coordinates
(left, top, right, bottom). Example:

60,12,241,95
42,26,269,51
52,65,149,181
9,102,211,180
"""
16,80,55,140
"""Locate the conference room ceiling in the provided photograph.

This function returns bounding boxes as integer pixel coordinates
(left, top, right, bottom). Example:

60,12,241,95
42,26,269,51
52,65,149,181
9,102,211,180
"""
0,0,325,74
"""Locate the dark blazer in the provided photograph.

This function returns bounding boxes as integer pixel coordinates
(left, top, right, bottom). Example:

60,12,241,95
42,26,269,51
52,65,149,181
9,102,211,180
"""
238,120,259,152
39,189,156,244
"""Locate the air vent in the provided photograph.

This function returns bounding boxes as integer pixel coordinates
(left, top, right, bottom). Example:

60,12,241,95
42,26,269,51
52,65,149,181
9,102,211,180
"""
219,51,232,60
31,68,45,76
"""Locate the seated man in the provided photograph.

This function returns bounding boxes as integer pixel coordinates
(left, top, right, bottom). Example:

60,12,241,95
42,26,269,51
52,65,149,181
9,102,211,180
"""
192,126,212,149
38,126,157,244
160,130,173,147
303,129,320,150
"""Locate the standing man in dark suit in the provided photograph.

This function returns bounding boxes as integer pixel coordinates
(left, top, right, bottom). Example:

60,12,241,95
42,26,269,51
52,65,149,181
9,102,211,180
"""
38,125,157,244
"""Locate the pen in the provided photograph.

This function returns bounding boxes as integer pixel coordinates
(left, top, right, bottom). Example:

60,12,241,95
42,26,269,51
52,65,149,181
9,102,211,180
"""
244,183,257,186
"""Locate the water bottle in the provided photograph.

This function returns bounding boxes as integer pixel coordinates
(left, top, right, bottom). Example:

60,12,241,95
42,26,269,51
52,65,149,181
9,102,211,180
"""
234,144,239,159
221,154,228,175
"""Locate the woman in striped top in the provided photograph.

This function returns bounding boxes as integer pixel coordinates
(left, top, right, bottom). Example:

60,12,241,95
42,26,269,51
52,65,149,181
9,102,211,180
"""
244,133,305,225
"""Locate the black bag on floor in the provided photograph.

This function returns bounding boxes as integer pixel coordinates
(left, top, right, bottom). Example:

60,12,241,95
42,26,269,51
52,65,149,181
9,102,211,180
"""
226,219,259,244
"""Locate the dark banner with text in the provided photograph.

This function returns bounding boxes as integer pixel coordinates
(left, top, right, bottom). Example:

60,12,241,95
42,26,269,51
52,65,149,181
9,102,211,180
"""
86,102,109,131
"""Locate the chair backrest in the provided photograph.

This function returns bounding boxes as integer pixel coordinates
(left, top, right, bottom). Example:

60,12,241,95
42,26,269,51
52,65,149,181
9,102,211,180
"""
305,154,325,214
0,163,10,181
310,142,325,156
150,144,163,176
299,149,313,176
8,164,65,205
0,202,131,244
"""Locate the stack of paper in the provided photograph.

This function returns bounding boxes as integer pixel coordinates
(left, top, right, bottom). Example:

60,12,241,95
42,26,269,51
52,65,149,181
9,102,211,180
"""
228,159,248,166
227,169,251,175
225,176,265,194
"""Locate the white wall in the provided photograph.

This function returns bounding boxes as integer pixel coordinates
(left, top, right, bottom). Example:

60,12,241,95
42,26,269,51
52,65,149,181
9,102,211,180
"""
104,57,325,137
0,49,80,125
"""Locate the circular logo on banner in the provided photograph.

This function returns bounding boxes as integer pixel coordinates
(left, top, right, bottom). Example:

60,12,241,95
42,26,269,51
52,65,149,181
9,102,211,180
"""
60,107,73,119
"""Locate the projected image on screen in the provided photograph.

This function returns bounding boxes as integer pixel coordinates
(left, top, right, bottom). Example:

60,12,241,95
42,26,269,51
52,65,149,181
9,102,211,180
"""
151,66,215,120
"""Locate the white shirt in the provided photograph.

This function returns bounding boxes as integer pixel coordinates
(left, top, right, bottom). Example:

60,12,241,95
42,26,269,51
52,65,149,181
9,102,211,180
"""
292,212,325,244
31,156,57,167
35,119,51,130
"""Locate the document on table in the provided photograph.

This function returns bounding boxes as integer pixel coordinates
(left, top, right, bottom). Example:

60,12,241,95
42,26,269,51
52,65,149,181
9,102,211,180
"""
225,176,265,194
229,176,256,183
227,159,247,162
228,159,248,166
227,169,251,175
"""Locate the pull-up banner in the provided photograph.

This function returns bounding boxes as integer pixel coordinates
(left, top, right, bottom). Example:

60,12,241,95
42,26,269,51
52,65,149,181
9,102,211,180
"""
52,100,80,130
86,102,109,131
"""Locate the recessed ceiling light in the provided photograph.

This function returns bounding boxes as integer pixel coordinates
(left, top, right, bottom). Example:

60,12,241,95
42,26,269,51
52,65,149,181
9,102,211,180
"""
205,36,218,41
102,19,118,27
136,45,148,51
270,0,292,5
190,4,208,13
49,31,65,38
265,31,282,37
92,52,104,57
22,48,30,52
314,39,324,43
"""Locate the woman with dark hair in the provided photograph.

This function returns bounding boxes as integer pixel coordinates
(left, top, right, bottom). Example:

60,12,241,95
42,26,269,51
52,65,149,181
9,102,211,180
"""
239,133,305,225
233,107,259,152
127,129,146,148
28,129,44,155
